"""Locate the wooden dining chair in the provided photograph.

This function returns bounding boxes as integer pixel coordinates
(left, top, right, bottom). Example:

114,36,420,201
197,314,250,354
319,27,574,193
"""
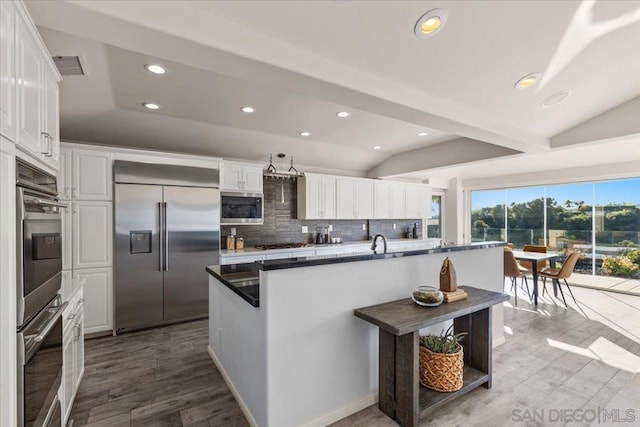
539,252,580,307
520,244,549,274
504,249,530,305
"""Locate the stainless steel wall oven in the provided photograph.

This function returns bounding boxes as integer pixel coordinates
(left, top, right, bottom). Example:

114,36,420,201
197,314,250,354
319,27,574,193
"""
15,159,68,426
17,295,67,426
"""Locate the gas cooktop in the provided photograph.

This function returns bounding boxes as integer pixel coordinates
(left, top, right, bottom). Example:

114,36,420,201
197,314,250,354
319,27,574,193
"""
255,243,309,250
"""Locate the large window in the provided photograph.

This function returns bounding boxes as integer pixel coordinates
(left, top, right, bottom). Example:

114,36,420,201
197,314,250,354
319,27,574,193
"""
427,195,442,238
471,178,640,278
471,190,505,243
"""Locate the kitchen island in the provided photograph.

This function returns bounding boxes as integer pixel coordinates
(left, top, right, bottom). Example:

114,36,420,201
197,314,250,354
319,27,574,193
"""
207,241,506,427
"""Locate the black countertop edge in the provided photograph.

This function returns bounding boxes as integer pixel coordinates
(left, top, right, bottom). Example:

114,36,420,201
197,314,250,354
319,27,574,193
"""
206,266,260,307
254,241,506,271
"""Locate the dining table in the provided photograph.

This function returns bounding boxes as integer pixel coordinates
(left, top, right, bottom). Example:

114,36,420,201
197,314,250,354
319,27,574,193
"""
511,250,559,305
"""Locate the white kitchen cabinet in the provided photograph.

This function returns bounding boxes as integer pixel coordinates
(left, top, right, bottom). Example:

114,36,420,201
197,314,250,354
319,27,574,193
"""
374,181,405,219
61,287,85,424
61,203,72,271
418,185,432,219
220,254,265,265
242,167,263,192
355,180,374,219
61,312,74,423
389,182,405,218
76,267,112,334
0,0,16,142
221,161,263,192
72,150,113,200
405,185,427,218
15,8,42,157
337,178,374,219
374,181,390,219
405,184,432,219
297,173,336,219
72,201,113,269
73,301,85,391
2,0,59,171
58,147,71,199
39,70,59,170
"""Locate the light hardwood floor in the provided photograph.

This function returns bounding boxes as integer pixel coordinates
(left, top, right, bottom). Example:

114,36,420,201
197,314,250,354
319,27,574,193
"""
70,284,640,427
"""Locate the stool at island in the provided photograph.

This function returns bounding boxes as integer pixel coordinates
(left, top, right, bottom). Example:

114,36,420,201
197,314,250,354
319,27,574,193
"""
354,286,509,427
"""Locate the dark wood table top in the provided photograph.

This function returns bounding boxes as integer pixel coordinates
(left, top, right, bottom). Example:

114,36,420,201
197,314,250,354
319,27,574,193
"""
354,286,509,336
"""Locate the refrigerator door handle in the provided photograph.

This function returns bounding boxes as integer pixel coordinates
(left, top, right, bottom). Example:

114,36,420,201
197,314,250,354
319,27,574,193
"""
163,202,169,271
158,202,164,271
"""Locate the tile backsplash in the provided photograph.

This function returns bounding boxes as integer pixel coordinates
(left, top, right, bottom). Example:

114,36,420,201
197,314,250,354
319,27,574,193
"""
221,178,421,248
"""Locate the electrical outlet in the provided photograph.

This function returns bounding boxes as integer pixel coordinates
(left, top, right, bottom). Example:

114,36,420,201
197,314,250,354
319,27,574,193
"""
328,225,333,231
362,223,366,231
393,223,396,230
302,226,309,233
230,227,237,236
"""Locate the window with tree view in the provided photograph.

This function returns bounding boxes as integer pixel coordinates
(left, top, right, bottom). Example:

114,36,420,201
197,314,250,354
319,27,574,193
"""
471,178,640,280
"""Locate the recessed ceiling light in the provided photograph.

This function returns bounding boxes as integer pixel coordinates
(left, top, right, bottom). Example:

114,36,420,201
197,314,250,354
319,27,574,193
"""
373,146,382,150
415,9,448,38
142,102,160,110
241,106,256,114
144,64,166,75
417,131,429,137
299,131,311,137
542,91,571,107
336,111,350,118
515,73,541,90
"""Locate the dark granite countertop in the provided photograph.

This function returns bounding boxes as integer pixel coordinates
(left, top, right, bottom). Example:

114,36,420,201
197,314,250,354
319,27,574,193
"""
254,241,505,271
207,242,505,307
206,264,260,307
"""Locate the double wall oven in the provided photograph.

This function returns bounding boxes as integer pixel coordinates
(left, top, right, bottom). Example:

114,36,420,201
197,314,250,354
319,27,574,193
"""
16,159,68,427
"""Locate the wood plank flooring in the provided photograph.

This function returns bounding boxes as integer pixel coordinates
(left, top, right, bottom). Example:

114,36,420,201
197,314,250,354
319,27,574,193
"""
68,320,248,427
70,284,640,427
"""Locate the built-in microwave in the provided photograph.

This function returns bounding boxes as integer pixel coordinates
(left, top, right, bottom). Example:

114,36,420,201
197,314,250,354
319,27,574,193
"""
220,192,263,224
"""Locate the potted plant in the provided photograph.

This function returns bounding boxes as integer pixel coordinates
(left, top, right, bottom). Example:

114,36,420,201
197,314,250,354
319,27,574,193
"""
419,325,466,392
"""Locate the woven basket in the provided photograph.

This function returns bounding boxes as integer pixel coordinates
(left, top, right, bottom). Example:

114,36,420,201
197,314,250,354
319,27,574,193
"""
419,343,464,392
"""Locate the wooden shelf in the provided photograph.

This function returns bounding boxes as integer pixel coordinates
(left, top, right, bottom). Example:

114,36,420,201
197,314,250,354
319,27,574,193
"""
355,286,507,427
419,366,489,416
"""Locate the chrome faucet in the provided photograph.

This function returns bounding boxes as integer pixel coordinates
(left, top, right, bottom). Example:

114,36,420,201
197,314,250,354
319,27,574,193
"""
371,234,388,254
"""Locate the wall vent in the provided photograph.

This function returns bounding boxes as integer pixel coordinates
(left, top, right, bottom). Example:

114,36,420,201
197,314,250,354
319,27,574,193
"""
52,56,86,76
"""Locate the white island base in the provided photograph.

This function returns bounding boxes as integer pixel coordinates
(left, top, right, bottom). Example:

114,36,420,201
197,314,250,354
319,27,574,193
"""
208,244,505,426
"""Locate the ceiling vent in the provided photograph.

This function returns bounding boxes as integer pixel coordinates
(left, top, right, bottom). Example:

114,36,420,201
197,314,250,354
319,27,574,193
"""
52,56,86,76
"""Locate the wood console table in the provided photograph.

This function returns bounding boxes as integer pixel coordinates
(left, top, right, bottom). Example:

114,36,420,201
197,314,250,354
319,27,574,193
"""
354,286,509,427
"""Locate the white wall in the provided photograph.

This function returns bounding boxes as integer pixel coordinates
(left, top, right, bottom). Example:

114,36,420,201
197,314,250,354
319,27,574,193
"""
444,177,465,244
209,279,266,426
0,137,17,427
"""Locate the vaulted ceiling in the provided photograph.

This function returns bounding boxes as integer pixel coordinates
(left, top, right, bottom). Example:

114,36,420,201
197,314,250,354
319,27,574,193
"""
26,0,640,181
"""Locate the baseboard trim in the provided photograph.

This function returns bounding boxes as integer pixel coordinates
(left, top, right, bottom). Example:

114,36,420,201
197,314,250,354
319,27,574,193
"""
302,392,378,427
207,345,258,427
493,336,506,347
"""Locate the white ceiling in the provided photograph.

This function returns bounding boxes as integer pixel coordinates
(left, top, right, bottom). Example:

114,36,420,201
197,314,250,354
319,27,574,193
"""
26,0,640,181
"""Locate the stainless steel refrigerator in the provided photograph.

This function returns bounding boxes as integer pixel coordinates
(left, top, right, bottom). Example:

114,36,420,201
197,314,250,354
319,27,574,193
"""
114,161,220,333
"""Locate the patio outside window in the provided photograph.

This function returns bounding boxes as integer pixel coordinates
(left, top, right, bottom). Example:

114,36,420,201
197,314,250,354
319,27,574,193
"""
471,177,640,285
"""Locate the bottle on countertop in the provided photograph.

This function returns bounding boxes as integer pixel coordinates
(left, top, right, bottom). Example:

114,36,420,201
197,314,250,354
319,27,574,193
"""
235,237,244,250
412,223,418,239
324,228,330,244
227,235,236,251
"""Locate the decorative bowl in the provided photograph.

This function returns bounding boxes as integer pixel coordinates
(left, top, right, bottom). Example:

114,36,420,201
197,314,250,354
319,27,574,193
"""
412,286,444,307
